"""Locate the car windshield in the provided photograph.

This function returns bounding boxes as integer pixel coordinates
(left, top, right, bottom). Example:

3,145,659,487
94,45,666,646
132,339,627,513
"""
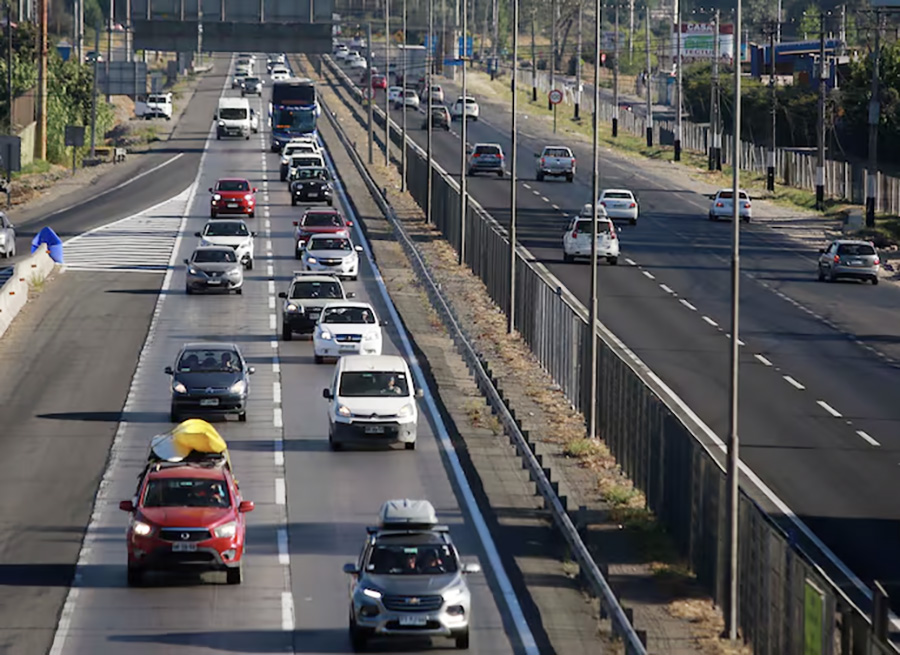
148,95,168,103
475,145,500,155
404,90,417,98
717,191,749,200
837,244,876,256
304,213,342,227
544,148,571,157
193,249,238,263
310,238,351,251
287,145,316,156
365,544,458,574
217,180,249,192
322,306,376,324
574,220,610,234
143,478,231,508
177,348,243,372
204,222,249,237
274,107,316,132
339,371,409,396
292,157,321,168
603,191,633,200
290,280,343,299
244,77,260,84
295,168,328,180
220,107,247,120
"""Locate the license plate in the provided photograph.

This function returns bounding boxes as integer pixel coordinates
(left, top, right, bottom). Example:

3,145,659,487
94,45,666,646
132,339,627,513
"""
309,312,320,319
308,192,319,197
206,279,222,285
340,345,357,352
227,203,238,208
399,615,427,626
850,259,863,265
200,398,220,406
364,425,386,434
172,542,198,552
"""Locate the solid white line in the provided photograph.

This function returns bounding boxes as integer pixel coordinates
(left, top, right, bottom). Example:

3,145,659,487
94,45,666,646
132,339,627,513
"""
817,400,842,418
274,439,285,467
269,314,276,330
642,270,655,280
856,430,880,447
273,381,282,404
702,316,718,327
324,139,540,655
679,298,697,311
659,284,673,294
281,591,295,631
783,375,806,390
275,477,286,504
277,527,290,565
274,406,283,428
755,354,773,366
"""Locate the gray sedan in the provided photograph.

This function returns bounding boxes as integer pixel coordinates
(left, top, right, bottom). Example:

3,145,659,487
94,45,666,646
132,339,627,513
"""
817,239,880,285
185,246,244,294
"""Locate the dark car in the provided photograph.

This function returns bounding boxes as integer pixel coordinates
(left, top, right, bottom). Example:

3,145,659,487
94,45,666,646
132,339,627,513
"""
165,342,255,423
466,143,505,177
290,166,334,206
422,106,451,131
241,76,263,96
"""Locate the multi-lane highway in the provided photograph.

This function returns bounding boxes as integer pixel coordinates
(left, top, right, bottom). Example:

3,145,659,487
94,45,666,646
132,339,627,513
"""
0,55,540,655
328,59,900,608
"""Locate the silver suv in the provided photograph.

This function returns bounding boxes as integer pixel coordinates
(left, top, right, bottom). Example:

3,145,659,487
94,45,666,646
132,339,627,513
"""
342,500,481,651
278,272,355,340
817,239,881,285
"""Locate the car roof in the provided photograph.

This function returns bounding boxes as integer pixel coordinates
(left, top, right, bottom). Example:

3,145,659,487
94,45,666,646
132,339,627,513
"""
193,244,237,252
304,207,341,215
308,232,349,241
601,188,633,195
474,142,501,148
146,464,229,481
834,239,876,245
205,218,247,226
181,341,240,351
291,272,343,283
543,145,572,150
373,531,448,545
340,354,409,372
216,177,250,183
715,188,747,194
323,300,376,310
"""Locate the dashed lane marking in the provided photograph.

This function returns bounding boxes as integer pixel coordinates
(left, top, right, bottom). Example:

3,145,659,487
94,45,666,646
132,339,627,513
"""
625,258,637,266
702,315,718,327
857,430,880,447
817,400,843,418
659,284,674,294
755,354,773,366
642,270,655,280
680,299,697,311
783,376,806,390
275,477,286,505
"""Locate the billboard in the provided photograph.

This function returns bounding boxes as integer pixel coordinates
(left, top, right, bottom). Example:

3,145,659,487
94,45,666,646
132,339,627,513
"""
97,61,148,96
670,23,736,60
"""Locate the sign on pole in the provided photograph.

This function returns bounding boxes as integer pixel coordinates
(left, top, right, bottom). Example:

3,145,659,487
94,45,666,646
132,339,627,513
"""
65,126,86,174
549,89,563,105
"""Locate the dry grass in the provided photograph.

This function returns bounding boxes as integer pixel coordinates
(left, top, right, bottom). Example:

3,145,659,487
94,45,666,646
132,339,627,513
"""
668,600,753,655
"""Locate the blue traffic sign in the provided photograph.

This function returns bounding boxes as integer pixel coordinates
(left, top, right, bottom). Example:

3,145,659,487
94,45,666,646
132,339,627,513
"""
457,36,473,58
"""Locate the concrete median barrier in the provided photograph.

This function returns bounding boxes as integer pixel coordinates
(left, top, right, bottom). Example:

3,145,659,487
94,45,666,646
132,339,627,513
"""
0,244,58,339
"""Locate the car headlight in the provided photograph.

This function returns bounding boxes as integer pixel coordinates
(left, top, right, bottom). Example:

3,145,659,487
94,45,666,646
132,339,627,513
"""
306,256,318,264
172,381,187,394
132,520,152,536
397,403,414,418
319,330,333,340
286,303,299,312
338,405,351,417
443,587,465,604
218,120,225,126
227,266,242,277
362,587,382,600
213,193,221,201
188,267,199,275
230,380,247,394
199,238,212,247
213,521,238,539
363,331,379,341
244,194,254,201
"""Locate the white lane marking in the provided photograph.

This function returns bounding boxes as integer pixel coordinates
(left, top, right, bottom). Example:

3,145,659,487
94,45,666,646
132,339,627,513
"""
268,280,276,294
659,284,673,294
267,264,275,277
702,316,718,327
273,358,281,374
269,314,277,330
783,376,806,390
551,203,560,210
755,354,773,366
277,527,290,565
270,339,278,349
856,430,880,447
275,478,286,505
274,438,285,466
324,140,540,655
817,400,842,418
523,183,531,189
532,189,540,196
679,299,697,311
269,296,276,309
273,381,282,404
541,196,550,203
642,270,655,280
266,239,273,252
265,219,272,230
281,591,295,631
625,258,637,266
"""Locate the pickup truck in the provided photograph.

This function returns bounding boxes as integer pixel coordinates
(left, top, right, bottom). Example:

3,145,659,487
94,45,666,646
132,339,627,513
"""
134,93,173,120
535,145,575,182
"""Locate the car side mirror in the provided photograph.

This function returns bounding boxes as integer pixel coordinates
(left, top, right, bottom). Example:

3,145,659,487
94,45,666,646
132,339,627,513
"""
164,366,174,375
119,500,135,512
466,146,473,154
343,563,359,575
248,367,256,375
238,500,255,513
819,248,826,254
293,221,299,226
323,388,333,399
415,388,424,399
346,221,353,226
251,231,258,237
463,562,482,574
208,187,213,193
533,153,539,158
355,245,363,252
278,292,287,298
194,231,201,237
253,187,258,193
183,258,189,265
346,292,356,299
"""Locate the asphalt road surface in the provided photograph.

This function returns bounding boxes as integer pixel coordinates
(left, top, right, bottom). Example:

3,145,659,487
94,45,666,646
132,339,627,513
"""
333,59,900,611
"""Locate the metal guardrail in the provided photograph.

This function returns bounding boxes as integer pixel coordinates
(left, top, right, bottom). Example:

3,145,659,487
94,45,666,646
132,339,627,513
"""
320,52,900,655
313,59,649,655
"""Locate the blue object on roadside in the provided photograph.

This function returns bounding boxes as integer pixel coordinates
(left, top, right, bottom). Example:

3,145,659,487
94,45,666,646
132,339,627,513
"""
31,226,64,263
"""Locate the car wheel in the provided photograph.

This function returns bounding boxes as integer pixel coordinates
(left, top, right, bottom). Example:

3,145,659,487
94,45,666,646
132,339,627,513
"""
314,354,324,364
496,170,503,178
563,253,573,263
245,135,250,140
126,565,144,587
291,198,297,206
216,134,221,140
282,324,293,341
455,629,470,649
238,411,247,423
608,256,618,265
226,562,243,585
349,624,367,651
350,275,358,281
472,116,478,121
235,288,243,295
742,217,750,223
169,407,180,423
185,286,193,295
248,211,255,218
329,433,343,451
280,172,287,181
708,213,716,221
872,276,879,286
210,210,217,218
828,271,837,283
630,217,637,226
405,441,416,451
817,267,825,282
327,199,333,206
567,174,574,183
245,259,253,271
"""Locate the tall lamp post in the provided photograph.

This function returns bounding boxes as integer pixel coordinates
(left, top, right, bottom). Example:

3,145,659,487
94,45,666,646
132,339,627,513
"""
507,0,518,334
586,0,601,439
458,0,467,266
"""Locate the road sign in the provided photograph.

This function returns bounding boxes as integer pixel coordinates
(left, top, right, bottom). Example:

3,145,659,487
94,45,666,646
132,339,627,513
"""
65,126,86,148
549,89,563,105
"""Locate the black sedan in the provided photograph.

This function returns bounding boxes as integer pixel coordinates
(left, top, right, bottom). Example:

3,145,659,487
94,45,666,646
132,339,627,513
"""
422,106,451,131
290,167,334,206
241,76,263,96
165,342,255,423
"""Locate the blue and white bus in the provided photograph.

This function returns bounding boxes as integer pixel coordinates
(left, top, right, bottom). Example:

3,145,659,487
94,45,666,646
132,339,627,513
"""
269,78,321,152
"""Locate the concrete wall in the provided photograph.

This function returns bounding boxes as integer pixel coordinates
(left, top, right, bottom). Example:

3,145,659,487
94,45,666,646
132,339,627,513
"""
18,122,35,168
0,245,57,339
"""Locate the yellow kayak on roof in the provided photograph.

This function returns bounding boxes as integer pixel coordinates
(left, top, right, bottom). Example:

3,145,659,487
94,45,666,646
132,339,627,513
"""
148,419,230,468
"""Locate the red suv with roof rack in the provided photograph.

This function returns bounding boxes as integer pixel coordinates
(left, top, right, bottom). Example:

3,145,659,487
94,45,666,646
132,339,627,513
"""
293,207,353,258
210,178,257,219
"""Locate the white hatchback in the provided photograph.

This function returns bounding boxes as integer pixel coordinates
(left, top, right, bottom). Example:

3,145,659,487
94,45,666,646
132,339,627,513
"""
708,188,752,222
599,188,639,225
451,96,479,120
387,86,403,104
563,206,619,265
302,233,363,280
313,302,385,363
195,219,256,270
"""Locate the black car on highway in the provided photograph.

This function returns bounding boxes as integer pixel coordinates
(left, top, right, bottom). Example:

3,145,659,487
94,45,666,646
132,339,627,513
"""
290,166,334,206
241,76,263,96
422,106,451,131
165,342,255,423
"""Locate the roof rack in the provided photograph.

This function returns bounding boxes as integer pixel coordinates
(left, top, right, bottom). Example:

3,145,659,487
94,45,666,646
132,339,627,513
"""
291,270,341,279
367,524,450,535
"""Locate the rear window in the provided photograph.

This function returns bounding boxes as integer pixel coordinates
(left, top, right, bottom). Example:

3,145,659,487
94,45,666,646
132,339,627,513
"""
217,180,249,192
475,145,501,155
837,244,876,256
148,95,168,103
717,191,749,200
544,148,571,158
603,191,633,200
303,213,342,227
574,220,610,234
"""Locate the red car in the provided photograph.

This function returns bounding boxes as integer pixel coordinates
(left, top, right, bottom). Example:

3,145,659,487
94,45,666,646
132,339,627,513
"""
119,459,254,585
293,207,353,258
210,178,256,218
372,74,387,90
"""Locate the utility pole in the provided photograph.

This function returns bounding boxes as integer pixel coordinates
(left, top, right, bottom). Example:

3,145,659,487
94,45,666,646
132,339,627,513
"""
645,4,652,147
459,0,467,266
401,0,407,191
530,9,537,101
426,0,433,223
384,0,390,166
776,0,782,42
35,0,47,160
575,1,582,119
106,0,113,101
90,24,99,158
725,0,742,640
840,4,846,53
5,0,11,208
673,0,682,160
866,11,882,227
367,21,374,164
508,0,518,334
490,0,498,80
629,0,634,63
709,9,719,171
613,2,619,137
767,19,776,191
816,12,826,210
587,0,601,440
549,0,556,110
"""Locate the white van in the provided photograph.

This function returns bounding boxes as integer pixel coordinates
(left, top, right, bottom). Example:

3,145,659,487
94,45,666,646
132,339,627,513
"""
135,92,173,120
322,355,424,451
216,97,251,140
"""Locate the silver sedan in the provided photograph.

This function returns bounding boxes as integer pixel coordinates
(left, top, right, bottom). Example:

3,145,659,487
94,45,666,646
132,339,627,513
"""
184,246,244,294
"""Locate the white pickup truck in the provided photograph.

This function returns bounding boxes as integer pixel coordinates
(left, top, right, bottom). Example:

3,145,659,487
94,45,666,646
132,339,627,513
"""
134,93,173,120
535,145,576,182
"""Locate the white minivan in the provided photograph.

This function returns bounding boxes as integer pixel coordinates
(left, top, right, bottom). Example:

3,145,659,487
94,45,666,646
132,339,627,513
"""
215,97,251,140
322,355,423,451
135,92,173,120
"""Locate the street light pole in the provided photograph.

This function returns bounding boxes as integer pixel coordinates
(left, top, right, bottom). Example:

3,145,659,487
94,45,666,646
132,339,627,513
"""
673,0,682,160
767,19,775,191
426,0,434,224
866,11,882,227
508,0,518,334
724,0,742,642
401,0,407,191
531,8,536,102
368,22,374,164
385,0,391,166
90,23,99,158
5,0,11,208
645,3,652,147
710,9,720,171
816,12,826,210
575,1,582,119
459,0,467,266
587,0,601,440
612,2,619,137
